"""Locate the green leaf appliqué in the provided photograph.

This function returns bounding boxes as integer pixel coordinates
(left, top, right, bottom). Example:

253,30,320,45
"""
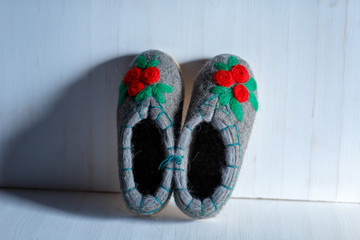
118,81,128,106
152,83,173,104
136,55,147,69
147,53,160,67
211,86,232,106
135,86,152,103
227,56,239,69
244,77,257,91
249,92,258,111
154,83,173,93
211,86,230,94
214,62,229,71
230,97,243,121
218,91,232,105
147,60,160,67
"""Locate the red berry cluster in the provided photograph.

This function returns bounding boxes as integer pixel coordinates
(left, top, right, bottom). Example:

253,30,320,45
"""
124,66,160,96
213,64,250,103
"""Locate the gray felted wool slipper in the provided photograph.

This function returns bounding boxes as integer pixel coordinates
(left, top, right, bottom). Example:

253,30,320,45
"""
117,50,183,215
173,54,258,219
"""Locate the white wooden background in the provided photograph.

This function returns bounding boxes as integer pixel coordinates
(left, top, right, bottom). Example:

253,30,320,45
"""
0,0,359,203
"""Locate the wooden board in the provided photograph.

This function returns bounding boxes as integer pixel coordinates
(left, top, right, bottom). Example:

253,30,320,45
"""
0,0,359,202
0,189,359,240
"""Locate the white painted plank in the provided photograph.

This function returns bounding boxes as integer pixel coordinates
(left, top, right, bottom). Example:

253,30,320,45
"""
336,0,360,202
307,0,347,201
0,189,360,240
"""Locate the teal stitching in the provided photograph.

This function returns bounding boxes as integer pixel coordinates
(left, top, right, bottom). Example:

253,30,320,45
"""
185,125,193,131
139,197,143,213
120,96,150,127
119,167,137,212
163,111,174,125
175,188,186,191
140,189,173,214
227,165,238,169
158,155,183,170
167,147,175,150
202,94,219,104
178,147,184,150
149,106,162,110
161,185,170,192
119,95,150,129
136,105,144,120
155,196,164,206
221,184,232,190
123,187,135,193
215,107,232,119
156,111,164,121
220,124,236,132
210,197,218,210
234,124,240,147
122,147,130,150
163,124,173,131
202,103,215,108
185,199,193,211
226,143,240,147
225,104,231,116
121,168,132,171
198,107,205,119
166,167,184,171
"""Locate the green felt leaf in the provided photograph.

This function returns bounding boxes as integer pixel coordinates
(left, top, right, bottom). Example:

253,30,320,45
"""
152,86,165,103
118,80,126,93
218,91,232,106
151,52,159,61
211,86,231,94
118,81,128,106
230,97,243,121
214,62,229,71
244,77,257,91
249,92,258,111
151,84,173,104
146,60,160,67
135,86,152,103
227,56,239,69
154,83,173,93
136,55,147,69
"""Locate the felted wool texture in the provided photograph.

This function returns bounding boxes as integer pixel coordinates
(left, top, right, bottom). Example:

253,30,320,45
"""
117,49,183,215
174,54,258,219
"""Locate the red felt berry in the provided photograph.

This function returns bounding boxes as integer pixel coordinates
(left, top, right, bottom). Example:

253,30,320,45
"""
231,65,249,83
141,67,160,84
128,81,145,97
213,70,234,87
233,84,249,103
124,67,142,86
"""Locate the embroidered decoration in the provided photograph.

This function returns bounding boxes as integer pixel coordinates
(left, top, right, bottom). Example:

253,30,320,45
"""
158,155,184,170
118,53,173,106
211,56,258,121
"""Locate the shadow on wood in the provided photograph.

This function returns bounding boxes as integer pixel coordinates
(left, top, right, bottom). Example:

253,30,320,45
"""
179,59,209,125
0,55,208,221
1,189,191,222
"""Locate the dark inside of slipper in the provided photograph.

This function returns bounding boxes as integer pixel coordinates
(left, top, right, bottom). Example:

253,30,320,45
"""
187,122,226,200
132,119,165,195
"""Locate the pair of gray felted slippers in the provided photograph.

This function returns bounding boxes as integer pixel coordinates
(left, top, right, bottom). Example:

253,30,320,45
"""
117,50,258,219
